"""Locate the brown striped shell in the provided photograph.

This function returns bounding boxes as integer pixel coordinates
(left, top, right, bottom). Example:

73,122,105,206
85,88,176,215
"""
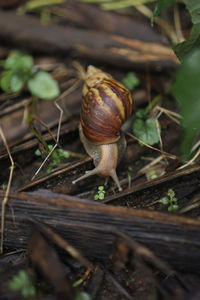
81,66,133,145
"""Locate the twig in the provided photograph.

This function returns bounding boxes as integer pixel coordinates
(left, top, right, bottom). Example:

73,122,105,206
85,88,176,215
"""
154,105,181,125
31,100,63,181
177,148,200,170
139,155,163,174
126,132,177,160
0,126,14,254
173,3,185,43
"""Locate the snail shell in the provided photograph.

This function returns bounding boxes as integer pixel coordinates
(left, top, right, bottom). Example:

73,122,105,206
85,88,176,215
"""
81,65,133,145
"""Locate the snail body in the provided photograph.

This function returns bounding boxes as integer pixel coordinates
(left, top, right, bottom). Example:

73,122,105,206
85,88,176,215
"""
73,66,133,191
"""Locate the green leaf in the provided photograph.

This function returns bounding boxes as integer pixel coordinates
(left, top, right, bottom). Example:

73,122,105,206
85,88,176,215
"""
27,71,60,100
4,51,34,73
172,49,200,158
182,0,200,24
58,149,70,159
159,197,169,205
10,73,24,92
153,0,176,17
173,23,200,61
171,204,179,211
1,71,25,93
98,185,104,191
94,194,99,200
98,192,105,200
168,188,175,198
35,149,41,156
133,117,160,145
0,71,13,92
75,291,91,300
171,197,178,203
136,108,148,119
122,72,140,90
4,51,22,70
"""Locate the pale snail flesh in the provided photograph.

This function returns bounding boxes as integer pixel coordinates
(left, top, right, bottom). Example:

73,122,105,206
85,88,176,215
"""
72,66,133,191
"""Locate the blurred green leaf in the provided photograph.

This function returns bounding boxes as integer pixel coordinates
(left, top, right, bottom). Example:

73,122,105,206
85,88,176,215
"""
122,72,140,90
172,49,200,158
10,73,24,92
173,23,200,61
28,71,60,100
159,197,169,205
4,51,22,70
133,117,160,145
1,71,24,93
153,0,176,17
75,291,91,300
9,270,37,298
0,71,13,93
182,0,200,24
35,149,41,156
168,188,175,198
135,108,148,119
5,51,34,74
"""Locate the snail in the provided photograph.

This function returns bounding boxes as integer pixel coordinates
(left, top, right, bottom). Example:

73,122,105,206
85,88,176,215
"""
72,66,133,191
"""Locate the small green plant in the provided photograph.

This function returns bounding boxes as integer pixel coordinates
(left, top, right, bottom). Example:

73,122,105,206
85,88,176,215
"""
133,107,161,146
0,51,60,154
9,270,38,298
148,169,158,180
0,51,59,99
75,291,91,300
1,183,7,190
128,166,133,172
122,72,140,91
94,186,106,200
159,188,179,212
35,145,70,172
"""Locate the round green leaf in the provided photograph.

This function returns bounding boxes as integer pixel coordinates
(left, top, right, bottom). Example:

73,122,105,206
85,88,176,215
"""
10,73,24,92
94,194,99,200
159,197,169,205
98,192,105,200
133,117,160,146
98,185,104,191
5,51,34,74
0,71,13,92
4,51,22,70
27,71,60,100
18,55,34,72
122,72,140,90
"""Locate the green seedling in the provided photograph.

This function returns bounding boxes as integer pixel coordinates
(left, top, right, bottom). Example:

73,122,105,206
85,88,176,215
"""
148,169,158,180
75,291,91,300
35,145,70,172
1,183,7,190
1,51,60,153
1,51,59,99
128,166,133,172
159,188,179,212
94,186,106,200
133,106,161,146
122,72,140,91
9,270,38,298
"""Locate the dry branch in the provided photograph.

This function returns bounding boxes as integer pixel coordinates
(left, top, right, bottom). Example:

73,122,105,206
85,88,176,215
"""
1,190,200,273
0,10,178,69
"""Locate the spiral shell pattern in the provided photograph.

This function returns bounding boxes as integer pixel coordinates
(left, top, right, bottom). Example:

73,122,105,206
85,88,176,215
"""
80,66,133,145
